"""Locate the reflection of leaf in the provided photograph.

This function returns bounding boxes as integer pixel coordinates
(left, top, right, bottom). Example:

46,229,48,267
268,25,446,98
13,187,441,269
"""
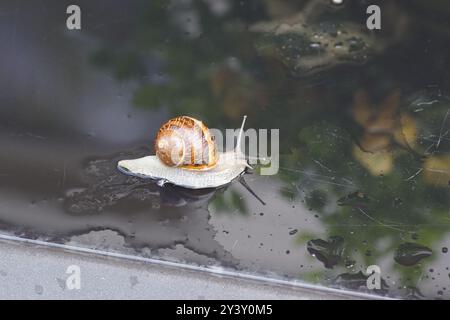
209,188,248,216
404,91,450,155
353,89,400,134
231,190,248,214
351,89,419,176
394,113,418,148
302,270,325,284
134,85,169,108
305,189,328,210
353,89,418,153
358,133,391,153
86,0,450,298
250,13,377,75
423,155,450,186
298,121,351,165
352,144,393,176
295,231,318,245
91,49,146,80
353,90,372,127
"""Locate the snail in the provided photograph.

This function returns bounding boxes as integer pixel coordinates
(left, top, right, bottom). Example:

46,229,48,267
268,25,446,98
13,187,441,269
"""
117,116,250,189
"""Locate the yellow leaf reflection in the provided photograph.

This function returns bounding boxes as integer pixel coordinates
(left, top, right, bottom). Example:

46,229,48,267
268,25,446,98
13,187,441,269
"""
352,89,419,176
423,155,450,187
352,144,394,176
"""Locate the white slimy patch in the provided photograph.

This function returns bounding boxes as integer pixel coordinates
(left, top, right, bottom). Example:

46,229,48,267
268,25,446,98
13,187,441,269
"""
118,151,248,189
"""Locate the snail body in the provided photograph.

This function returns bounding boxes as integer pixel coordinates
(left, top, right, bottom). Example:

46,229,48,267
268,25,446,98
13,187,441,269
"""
118,116,249,189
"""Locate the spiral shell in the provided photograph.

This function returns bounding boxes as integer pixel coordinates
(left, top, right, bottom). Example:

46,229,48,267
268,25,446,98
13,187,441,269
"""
154,116,218,170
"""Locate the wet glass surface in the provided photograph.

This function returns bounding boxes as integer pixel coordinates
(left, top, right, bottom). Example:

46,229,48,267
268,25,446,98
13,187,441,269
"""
1,0,450,299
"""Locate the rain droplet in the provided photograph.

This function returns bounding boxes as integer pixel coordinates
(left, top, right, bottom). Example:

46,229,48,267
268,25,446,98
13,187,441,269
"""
34,285,44,295
333,271,388,291
345,260,355,268
307,236,344,269
394,242,432,267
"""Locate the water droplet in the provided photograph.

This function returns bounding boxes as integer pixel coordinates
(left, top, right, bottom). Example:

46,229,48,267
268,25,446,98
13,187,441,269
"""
34,285,44,295
333,271,387,291
307,236,344,269
394,242,432,267
345,260,355,268
405,286,425,300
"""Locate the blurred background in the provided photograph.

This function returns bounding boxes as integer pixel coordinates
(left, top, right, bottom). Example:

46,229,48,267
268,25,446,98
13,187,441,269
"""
0,0,450,299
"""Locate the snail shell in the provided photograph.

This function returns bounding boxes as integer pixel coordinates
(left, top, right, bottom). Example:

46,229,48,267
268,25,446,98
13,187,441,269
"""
154,116,218,170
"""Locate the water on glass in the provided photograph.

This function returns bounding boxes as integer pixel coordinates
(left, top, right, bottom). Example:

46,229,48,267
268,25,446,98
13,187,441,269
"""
1,0,450,299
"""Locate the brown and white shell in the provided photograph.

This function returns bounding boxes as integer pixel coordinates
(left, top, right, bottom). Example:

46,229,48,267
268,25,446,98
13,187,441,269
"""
154,116,218,170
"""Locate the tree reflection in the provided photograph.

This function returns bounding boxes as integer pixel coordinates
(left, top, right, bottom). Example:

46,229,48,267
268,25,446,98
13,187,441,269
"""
90,0,450,298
